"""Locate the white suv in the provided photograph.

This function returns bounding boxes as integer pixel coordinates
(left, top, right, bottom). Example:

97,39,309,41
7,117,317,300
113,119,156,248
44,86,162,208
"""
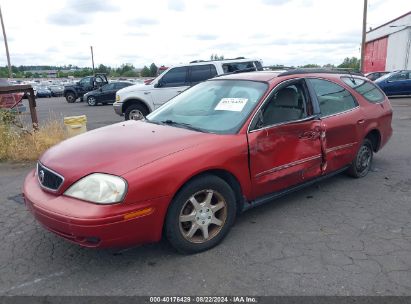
113,58,263,120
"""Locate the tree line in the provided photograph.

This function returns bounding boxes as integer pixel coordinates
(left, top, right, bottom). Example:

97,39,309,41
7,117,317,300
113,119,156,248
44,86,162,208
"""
0,62,161,78
0,57,361,79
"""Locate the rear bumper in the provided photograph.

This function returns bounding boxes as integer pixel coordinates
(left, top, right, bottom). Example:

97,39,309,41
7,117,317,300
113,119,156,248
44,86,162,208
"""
23,170,170,248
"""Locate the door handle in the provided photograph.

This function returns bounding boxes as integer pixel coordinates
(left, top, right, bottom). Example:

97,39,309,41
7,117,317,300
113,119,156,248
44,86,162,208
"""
357,119,365,125
144,92,150,95
177,90,183,93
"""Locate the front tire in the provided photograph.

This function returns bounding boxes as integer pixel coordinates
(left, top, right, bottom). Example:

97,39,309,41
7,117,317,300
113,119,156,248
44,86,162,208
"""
347,138,373,178
165,175,237,254
124,103,148,121
65,92,76,103
87,96,97,106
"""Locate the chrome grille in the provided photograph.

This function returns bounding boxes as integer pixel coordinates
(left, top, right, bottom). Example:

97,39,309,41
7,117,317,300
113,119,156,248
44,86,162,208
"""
37,163,64,191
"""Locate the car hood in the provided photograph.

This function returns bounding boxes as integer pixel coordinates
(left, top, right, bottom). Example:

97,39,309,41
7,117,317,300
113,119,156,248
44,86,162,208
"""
40,120,215,186
118,83,150,94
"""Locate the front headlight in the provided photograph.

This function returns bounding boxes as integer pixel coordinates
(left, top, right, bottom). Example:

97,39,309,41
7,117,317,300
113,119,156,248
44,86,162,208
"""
116,95,120,102
64,173,127,204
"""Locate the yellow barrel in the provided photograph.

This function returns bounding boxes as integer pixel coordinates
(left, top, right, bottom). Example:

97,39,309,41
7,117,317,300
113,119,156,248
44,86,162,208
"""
63,115,87,137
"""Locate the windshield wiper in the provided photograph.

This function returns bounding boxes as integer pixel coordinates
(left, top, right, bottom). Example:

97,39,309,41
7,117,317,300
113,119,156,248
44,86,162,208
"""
161,120,207,133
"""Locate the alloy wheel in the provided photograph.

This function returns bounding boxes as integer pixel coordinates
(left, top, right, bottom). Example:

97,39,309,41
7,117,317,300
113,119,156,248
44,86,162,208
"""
356,145,372,174
179,189,227,243
129,109,144,120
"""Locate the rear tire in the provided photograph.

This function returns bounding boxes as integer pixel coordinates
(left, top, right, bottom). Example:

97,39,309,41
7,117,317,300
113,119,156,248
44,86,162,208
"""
124,103,148,120
347,138,373,178
165,175,237,254
65,92,76,103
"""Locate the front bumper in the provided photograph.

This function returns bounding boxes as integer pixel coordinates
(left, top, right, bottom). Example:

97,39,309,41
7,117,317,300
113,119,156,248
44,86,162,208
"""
23,170,170,248
113,102,124,116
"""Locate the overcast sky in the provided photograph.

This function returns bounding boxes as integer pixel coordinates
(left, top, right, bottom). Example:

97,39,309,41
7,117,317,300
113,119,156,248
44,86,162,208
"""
0,0,410,68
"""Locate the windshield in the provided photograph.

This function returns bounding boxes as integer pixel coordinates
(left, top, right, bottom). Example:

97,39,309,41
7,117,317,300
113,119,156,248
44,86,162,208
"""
147,80,268,134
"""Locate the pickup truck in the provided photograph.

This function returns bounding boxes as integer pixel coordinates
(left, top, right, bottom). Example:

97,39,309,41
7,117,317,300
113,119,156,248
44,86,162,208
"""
64,74,108,103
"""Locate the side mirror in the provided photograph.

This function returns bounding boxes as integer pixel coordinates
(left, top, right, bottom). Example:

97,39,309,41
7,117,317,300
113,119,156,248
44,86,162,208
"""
99,87,103,92
154,80,164,88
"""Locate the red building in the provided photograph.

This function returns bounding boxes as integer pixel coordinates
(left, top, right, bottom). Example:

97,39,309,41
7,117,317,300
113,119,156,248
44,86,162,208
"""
364,11,411,73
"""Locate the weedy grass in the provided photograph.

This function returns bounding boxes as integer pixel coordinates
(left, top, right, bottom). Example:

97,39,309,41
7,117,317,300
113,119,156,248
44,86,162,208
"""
0,111,68,161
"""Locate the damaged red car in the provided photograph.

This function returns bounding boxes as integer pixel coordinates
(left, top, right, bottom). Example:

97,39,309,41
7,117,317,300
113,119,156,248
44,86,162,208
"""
23,70,393,253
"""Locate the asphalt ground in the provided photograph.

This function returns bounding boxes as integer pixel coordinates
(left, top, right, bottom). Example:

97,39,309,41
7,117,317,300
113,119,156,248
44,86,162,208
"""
0,97,411,296
20,96,123,130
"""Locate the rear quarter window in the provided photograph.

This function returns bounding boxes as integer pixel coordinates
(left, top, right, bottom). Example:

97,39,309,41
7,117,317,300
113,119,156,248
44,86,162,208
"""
341,77,385,103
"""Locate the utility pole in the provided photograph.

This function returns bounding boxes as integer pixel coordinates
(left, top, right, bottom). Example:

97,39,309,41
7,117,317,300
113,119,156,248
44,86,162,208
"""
0,5,12,78
360,0,368,73
90,46,95,75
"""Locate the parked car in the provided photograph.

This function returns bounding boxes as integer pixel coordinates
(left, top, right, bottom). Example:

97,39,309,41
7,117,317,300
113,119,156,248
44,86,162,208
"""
64,74,108,103
83,82,133,106
114,58,264,120
0,79,25,112
23,70,392,253
35,86,52,98
49,85,64,97
375,70,411,96
365,71,390,81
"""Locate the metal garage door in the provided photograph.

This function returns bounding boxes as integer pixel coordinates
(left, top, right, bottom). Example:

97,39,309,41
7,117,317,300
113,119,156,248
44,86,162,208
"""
364,37,388,73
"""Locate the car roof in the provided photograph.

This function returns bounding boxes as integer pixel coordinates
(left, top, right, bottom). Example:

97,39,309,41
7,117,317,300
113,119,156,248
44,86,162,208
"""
169,58,262,69
211,70,368,83
213,71,281,82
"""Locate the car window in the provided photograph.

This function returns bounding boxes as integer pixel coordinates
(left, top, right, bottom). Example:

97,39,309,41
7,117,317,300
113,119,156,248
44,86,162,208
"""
341,77,385,103
160,67,188,87
103,83,115,90
254,61,263,71
222,61,256,73
79,77,91,86
95,76,105,86
189,65,218,84
308,79,357,117
389,72,410,81
260,81,309,127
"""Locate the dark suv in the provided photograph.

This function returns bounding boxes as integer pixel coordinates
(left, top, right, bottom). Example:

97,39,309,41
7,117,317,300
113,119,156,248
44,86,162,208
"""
64,74,108,103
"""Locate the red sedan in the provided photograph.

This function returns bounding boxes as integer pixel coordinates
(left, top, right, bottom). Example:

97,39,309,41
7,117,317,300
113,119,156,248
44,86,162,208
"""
23,70,392,253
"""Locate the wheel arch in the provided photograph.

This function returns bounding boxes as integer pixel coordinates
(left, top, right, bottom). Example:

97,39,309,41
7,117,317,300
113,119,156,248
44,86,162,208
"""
365,129,381,152
169,169,245,216
64,89,77,98
122,98,151,114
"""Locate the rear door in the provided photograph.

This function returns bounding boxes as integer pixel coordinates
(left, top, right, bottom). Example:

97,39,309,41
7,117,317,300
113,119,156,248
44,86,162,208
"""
306,78,364,173
248,79,324,198
150,67,190,108
188,64,218,86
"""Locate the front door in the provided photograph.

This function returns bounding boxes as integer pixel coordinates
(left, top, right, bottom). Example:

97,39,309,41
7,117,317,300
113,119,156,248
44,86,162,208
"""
248,79,324,199
99,83,115,102
385,72,410,95
150,67,190,108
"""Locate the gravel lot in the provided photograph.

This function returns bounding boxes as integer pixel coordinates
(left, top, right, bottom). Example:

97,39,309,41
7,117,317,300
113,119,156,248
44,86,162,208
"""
0,97,411,296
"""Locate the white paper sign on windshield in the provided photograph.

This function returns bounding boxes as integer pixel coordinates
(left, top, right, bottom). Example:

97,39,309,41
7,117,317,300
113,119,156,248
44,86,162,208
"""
215,98,248,112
